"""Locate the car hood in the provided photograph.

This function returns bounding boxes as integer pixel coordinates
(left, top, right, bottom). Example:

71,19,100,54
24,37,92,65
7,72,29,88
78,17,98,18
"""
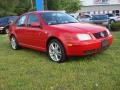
49,23,106,33
0,23,6,27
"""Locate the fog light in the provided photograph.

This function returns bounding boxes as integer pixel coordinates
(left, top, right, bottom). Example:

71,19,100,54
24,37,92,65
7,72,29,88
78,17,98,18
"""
67,44,73,46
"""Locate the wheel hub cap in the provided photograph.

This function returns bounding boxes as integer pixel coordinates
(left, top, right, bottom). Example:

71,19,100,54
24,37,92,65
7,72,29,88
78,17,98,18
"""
11,37,16,49
49,42,62,61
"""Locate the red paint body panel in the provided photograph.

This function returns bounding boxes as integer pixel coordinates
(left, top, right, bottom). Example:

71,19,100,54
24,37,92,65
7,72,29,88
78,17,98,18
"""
8,11,113,56
65,35,112,56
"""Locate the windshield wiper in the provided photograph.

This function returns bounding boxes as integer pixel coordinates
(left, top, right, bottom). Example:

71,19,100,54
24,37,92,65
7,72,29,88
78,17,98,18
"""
69,22,78,23
64,22,78,24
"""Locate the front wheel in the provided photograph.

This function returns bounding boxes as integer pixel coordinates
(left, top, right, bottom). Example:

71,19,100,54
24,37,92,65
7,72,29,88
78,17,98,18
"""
48,39,67,63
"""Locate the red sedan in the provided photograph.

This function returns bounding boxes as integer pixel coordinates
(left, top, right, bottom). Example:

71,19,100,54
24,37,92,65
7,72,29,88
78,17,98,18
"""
8,11,113,62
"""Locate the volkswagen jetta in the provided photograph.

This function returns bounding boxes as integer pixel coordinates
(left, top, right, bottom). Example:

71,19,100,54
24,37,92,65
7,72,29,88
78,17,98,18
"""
8,11,113,62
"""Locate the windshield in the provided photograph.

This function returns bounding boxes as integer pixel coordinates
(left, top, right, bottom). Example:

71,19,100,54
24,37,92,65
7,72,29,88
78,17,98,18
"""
40,12,79,25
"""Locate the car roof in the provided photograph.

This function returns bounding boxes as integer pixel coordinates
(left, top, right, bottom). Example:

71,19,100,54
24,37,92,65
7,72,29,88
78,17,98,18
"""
0,16,18,19
92,14,107,16
23,11,64,15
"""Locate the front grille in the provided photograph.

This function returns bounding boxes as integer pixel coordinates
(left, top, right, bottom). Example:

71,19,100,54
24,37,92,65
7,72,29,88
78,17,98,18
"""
93,31,108,39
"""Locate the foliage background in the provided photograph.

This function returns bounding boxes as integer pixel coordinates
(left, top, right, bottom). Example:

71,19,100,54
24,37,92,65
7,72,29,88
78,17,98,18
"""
0,0,35,17
45,0,80,13
0,0,80,17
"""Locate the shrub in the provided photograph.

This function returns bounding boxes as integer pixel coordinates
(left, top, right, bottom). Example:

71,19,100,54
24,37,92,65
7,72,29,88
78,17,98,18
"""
110,22,120,31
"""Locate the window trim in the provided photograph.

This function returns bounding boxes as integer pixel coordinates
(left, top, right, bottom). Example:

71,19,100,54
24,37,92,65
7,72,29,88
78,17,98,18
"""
16,14,27,27
27,13,41,28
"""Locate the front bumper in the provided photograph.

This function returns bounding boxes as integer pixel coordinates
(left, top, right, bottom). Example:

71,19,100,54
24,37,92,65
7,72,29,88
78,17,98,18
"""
0,27,4,30
0,27,4,33
65,35,113,56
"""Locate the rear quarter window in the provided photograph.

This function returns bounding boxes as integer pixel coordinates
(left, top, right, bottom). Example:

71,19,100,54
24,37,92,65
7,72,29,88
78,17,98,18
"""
16,15,27,27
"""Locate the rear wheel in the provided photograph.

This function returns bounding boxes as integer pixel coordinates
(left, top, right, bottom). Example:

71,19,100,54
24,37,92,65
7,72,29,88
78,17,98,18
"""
4,28,9,34
47,39,67,63
10,36,20,50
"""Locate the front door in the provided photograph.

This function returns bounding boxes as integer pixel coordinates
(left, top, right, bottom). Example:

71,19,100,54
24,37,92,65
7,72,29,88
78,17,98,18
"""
25,13,47,50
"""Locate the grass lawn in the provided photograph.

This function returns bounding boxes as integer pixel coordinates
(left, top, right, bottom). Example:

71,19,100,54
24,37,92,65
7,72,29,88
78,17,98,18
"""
0,32,120,90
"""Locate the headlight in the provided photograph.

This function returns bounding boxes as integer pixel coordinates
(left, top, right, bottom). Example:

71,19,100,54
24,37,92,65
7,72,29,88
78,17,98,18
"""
77,34,92,41
0,27,4,29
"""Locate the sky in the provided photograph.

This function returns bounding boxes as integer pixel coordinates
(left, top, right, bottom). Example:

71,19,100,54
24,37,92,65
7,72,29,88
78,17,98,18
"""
80,0,94,6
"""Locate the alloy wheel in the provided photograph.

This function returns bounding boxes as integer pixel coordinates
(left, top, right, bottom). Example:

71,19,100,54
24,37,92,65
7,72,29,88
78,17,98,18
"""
49,42,62,62
11,37,17,50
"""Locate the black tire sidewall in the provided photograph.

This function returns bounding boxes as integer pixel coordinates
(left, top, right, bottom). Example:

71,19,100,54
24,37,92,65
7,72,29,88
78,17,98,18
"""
110,20,115,24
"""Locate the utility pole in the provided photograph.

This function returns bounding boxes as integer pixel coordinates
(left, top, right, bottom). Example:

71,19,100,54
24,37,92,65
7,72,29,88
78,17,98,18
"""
36,0,44,11
44,0,47,10
31,0,34,10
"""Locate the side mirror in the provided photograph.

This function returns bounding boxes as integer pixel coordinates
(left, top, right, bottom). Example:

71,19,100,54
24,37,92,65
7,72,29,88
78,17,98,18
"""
31,22,41,28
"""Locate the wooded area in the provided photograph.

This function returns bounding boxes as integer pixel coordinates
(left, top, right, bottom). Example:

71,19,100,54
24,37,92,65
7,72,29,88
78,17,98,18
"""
0,0,80,17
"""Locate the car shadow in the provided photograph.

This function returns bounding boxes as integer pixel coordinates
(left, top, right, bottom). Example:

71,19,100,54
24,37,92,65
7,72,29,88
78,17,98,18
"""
66,53,101,63
21,47,48,56
7,43,103,63
17,47,102,63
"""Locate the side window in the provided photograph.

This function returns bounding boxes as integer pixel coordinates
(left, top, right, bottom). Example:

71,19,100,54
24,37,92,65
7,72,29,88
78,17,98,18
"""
27,14,40,27
16,15,27,27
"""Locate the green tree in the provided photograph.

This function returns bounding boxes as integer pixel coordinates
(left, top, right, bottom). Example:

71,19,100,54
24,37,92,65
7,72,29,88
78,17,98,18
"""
0,0,81,17
14,0,35,15
63,0,81,12
0,0,35,17
46,0,61,10
45,0,81,13
0,0,19,17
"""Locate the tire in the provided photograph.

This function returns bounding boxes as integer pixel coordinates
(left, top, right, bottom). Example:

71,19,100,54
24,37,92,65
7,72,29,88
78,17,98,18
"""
47,39,67,63
4,28,9,34
10,36,20,50
110,19,115,24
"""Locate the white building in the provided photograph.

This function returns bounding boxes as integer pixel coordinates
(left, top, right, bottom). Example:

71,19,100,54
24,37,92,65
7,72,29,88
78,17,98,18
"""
80,0,120,16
